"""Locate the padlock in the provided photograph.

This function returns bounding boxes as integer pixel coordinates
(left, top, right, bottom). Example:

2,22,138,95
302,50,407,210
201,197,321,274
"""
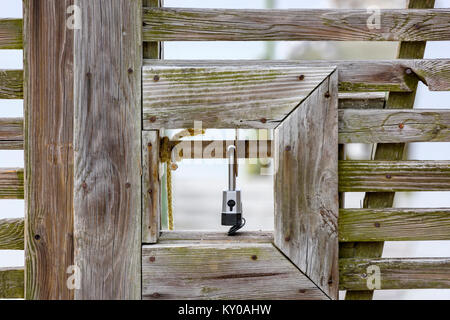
221,145,244,234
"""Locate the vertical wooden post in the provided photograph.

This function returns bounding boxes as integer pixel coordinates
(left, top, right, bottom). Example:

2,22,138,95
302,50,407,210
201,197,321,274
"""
23,0,75,300
142,0,163,242
73,0,142,299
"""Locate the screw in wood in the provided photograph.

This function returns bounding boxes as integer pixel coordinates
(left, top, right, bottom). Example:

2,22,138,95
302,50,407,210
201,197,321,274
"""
399,123,405,129
298,75,305,81
251,255,258,261
153,75,160,82
260,118,267,124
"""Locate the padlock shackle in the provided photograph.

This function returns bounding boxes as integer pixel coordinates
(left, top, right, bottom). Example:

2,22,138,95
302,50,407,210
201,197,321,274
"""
228,145,236,191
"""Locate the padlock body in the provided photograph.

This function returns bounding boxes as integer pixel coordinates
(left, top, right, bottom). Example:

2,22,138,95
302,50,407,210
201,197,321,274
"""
221,190,242,226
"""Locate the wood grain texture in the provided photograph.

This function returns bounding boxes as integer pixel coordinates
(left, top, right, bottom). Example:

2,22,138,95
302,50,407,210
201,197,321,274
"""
159,231,273,244
338,93,386,109
142,243,328,300
143,8,450,42
340,208,450,242
142,131,160,244
143,64,336,129
0,70,23,99
339,109,450,143
0,267,24,299
0,118,23,150
343,0,436,300
144,59,450,95
340,258,450,290
274,71,339,299
143,0,163,59
0,168,23,199
339,160,450,192
23,0,75,300
73,0,142,300
0,19,22,49
0,218,24,250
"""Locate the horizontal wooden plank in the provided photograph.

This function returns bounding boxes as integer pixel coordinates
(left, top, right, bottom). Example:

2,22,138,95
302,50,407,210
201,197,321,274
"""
0,218,24,250
158,231,274,244
0,70,23,99
168,140,273,160
0,19,22,49
144,60,450,111
142,243,328,300
0,118,23,150
338,93,386,109
144,64,336,129
339,160,450,192
339,109,450,143
0,168,24,199
339,208,450,242
340,160,450,191
143,8,450,42
0,267,24,299
340,258,450,290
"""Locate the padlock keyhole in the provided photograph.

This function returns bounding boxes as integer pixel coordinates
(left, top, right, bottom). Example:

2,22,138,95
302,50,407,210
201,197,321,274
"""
227,199,236,212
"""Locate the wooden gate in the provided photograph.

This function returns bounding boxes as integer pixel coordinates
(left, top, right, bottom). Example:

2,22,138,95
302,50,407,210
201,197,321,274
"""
1,0,450,300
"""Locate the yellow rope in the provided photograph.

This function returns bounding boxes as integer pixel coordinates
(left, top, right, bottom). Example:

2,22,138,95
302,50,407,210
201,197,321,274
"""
166,162,174,230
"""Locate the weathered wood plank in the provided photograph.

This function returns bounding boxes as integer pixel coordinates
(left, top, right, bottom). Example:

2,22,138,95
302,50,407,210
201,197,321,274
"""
340,258,450,290
159,231,273,243
143,64,336,129
339,109,450,143
73,0,142,300
0,19,22,49
339,160,450,192
340,208,450,242
143,0,163,59
338,93,386,109
0,267,24,299
0,70,23,99
0,118,23,150
142,243,328,300
23,0,75,300
0,218,24,250
143,8,450,42
274,71,339,299
144,60,450,105
344,0,436,300
142,131,160,244
0,168,23,199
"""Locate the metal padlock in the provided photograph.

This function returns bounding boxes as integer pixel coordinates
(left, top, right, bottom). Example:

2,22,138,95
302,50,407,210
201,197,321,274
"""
221,145,244,233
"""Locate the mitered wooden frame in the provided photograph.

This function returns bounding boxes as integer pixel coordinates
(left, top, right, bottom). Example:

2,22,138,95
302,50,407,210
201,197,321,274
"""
142,63,339,299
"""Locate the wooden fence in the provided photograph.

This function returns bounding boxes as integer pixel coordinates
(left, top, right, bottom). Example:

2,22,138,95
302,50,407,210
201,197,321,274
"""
1,0,450,300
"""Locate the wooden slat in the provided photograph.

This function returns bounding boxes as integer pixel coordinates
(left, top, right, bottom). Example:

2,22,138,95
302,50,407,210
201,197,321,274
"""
339,208,450,242
340,258,450,290
143,64,336,129
0,19,22,49
274,71,339,299
0,118,23,150
339,109,450,143
159,231,273,243
142,243,328,300
339,160,450,192
338,93,386,109
0,168,23,199
0,218,24,250
23,0,74,300
143,8,450,42
142,131,160,244
144,60,450,101
0,267,24,299
169,140,273,160
73,0,142,300
0,70,23,99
